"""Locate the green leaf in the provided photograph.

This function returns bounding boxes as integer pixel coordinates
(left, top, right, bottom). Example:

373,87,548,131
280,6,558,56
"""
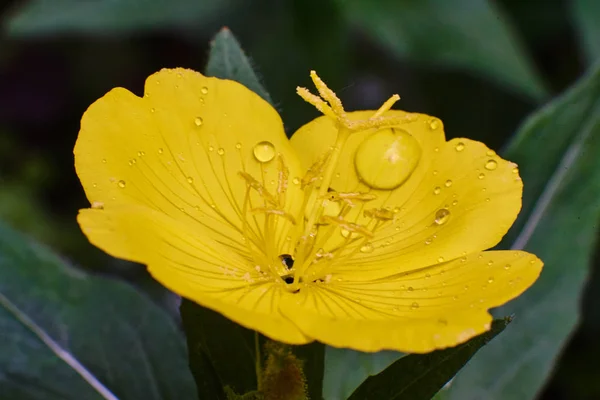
335,0,547,100
323,348,404,400
572,0,600,63
206,28,274,106
348,319,510,400
0,221,197,400
444,62,600,399
180,300,256,399
5,0,230,37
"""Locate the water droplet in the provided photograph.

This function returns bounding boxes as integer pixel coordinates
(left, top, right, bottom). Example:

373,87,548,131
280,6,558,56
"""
208,146,214,152
360,243,374,253
455,142,465,152
137,151,145,157
92,183,97,188
340,229,351,238
429,118,440,130
512,167,519,174
101,158,107,164
487,260,494,266
425,273,431,279
478,172,485,179
158,148,164,154
485,198,490,202
452,199,458,206
407,286,414,291
235,143,242,149
354,128,421,190
194,117,203,126
200,86,208,95
460,257,467,263
117,180,126,188
437,256,445,263
433,170,438,176
410,302,420,310
485,159,498,170
434,208,451,225
150,107,155,113
488,277,495,283
453,295,459,301
187,177,194,184
445,179,453,187
433,186,441,195
464,285,469,291
128,159,136,166
217,148,225,156
292,177,300,185
425,237,433,245
504,264,511,270
253,141,275,163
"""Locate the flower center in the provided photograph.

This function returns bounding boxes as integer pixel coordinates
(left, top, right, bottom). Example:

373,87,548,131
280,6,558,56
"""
239,71,419,293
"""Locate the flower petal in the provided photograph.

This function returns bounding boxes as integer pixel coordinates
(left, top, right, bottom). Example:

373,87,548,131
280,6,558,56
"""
75,68,303,259
78,205,309,344
283,251,542,353
291,112,522,279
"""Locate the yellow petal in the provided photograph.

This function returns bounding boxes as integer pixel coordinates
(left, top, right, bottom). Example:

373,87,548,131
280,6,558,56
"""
78,205,309,344
292,111,522,280
75,68,303,259
282,250,542,353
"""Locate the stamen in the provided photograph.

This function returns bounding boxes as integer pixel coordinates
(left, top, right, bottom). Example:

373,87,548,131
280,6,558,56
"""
320,215,373,238
277,155,289,206
251,207,297,225
301,150,331,189
326,191,377,206
364,207,395,221
238,172,278,206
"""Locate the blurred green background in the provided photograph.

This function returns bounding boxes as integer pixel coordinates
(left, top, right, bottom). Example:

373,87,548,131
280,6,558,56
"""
0,0,598,398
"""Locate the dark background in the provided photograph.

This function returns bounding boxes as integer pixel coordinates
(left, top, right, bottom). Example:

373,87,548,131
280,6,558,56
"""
0,0,597,398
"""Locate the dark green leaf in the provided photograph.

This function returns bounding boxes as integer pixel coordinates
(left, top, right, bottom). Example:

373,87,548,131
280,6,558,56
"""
444,63,600,399
348,319,510,400
335,0,547,100
323,348,404,400
5,0,231,37
0,222,197,400
572,0,600,63
206,28,274,106
180,300,257,398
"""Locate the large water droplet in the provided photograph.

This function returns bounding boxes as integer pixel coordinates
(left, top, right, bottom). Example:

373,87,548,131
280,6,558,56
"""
434,208,451,225
455,142,465,152
117,180,126,188
354,128,421,190
194,117,203,127
253,141,275,163
360,243,374,253
484,159,498,170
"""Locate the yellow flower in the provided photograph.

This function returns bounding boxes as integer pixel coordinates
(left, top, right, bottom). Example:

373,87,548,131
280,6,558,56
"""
75,68,542,353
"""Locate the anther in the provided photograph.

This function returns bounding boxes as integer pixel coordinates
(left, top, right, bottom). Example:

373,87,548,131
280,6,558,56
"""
238,172,278,206
364,207,395,221
320,215,374,238
251,207,297,225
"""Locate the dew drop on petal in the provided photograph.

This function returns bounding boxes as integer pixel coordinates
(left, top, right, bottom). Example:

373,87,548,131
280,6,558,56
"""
407,286,414,291
485,159,498,170
340,229,351,238
445,179,453,187
433,186,441,195
425,237,433,245
434,208,451,225
292,177,300,185
429,118,440,130
158,148,164,154
488,277,495,283
410,302,420,310
200,86,209,95
478,173,486,179
455,142,465,152
117,180,126,188
194,117,203,127
504,264,511,270
235,143,242,149
187,177,194,184
217,148,225,156
253,141,275,163
452,199,458,206
354,128,421,190
208,146,214,152
102,158,107,164
438,256,445,263
360,243,374,253
138,151,145,157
